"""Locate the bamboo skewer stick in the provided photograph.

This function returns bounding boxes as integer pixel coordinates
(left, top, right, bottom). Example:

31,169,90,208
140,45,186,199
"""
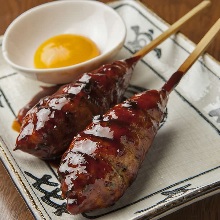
178,18,220,74
133,0,211,58
162,18,220,94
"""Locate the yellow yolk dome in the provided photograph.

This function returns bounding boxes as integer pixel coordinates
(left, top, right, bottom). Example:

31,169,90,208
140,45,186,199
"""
34,34,100,69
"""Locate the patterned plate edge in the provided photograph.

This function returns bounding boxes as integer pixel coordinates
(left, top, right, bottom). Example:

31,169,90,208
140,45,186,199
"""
0,1,220,219
0,138,46,220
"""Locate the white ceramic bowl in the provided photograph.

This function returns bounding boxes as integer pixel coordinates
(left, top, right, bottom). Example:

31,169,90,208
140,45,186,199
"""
2,0,126,84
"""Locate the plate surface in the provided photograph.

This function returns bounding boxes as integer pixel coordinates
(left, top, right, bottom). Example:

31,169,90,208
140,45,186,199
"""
0,1,220,220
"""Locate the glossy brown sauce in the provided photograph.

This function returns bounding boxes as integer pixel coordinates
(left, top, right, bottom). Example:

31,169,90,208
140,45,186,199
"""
58,89,169,214
162,70,184,93
12,85,61,132
15,57,139,160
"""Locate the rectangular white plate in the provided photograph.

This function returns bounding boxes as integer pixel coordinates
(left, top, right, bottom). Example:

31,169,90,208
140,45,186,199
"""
0,1,220,219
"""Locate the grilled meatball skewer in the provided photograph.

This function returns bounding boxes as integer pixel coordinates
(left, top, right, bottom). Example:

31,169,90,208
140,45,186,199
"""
15,57,139,159
58,19,220,214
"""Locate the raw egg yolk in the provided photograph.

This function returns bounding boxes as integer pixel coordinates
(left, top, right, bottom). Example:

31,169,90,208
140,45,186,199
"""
34,34,100,68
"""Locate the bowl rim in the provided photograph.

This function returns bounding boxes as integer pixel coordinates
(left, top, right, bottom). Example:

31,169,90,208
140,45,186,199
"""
2,0,126,75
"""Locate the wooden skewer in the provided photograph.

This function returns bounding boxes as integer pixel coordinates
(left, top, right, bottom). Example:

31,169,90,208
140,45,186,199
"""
133,0,211,58
178,18,220,73
162,18,220,94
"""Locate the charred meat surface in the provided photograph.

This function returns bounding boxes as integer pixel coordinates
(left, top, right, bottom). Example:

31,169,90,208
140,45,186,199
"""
58,89,168,214
15,57,139,159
